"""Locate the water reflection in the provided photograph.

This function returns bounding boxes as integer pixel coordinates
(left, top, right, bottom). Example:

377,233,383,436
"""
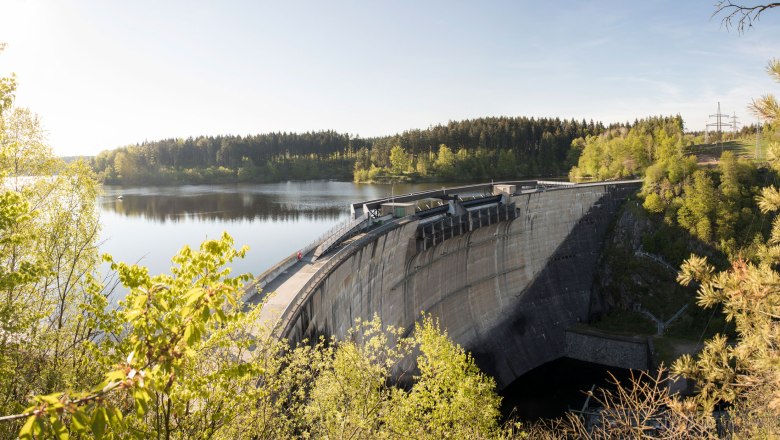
100,181,461,223
100,183,363,223
101,191,345,222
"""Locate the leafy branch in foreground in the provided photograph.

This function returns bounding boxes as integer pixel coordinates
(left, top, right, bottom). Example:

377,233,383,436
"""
12,233,254,439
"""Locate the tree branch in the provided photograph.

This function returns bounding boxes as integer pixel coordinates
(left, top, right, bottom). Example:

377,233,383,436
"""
714,1,780,33
0,379,122,423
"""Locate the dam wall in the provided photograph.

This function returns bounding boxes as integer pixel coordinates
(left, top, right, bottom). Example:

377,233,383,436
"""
564,329,652,371
282,182,640,388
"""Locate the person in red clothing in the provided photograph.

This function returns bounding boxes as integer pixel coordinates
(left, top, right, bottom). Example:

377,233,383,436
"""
297,251,302,261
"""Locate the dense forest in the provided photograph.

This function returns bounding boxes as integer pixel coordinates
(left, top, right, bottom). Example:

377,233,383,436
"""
91,115,752,185
91,131,357,184
90,117,608,184
353,117,603,181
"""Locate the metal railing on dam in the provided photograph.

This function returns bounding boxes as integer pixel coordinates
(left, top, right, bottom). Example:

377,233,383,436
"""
416,202,517,252
312,213,370,261
349,180,554,219
242,213,368,303
249,179,644,388
275,217,416,340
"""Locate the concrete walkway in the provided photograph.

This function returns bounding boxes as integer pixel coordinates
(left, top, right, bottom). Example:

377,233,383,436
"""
246,252,332,332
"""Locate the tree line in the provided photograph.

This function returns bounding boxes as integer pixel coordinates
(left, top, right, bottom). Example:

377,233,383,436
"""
90,117,607,184
91,131,357,184
568,112,777,260
353,117,604,181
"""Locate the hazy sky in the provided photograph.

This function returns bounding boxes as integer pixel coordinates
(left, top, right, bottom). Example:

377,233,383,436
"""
1,1,779,157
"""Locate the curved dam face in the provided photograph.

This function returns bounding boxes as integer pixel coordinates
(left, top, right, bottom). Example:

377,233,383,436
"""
282,182,640,388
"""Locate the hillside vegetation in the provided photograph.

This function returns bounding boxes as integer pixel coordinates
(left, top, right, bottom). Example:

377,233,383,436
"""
90,117,607,184
562,68,780,437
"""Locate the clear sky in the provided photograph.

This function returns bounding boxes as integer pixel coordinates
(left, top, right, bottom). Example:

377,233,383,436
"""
1,0,779,157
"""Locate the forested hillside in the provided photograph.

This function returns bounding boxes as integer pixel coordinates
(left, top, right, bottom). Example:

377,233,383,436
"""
354,117,603,181
90,117,606,184
91,131,357,184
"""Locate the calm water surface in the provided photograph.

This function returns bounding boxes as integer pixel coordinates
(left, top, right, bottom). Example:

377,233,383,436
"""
98,181,457,279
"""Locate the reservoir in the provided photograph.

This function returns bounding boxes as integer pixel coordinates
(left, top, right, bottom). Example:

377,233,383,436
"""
98,181,461,279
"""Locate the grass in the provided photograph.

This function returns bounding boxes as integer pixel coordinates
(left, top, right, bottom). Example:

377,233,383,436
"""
600,243,693,321
730,137,771,160
590,310,656,336
633,272,690,321
664,304,736,340
652,336,700,366
686,137,771,164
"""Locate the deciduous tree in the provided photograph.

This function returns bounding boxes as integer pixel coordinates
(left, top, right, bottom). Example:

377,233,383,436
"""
388,145,412,174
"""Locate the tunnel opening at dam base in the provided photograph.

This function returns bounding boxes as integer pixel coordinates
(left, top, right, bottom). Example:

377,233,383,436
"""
499,357,635,422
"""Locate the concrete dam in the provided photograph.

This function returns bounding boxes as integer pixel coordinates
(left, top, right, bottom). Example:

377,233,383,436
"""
246,180,643,388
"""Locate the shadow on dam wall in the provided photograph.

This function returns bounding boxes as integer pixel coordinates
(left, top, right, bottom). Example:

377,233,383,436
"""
468,185,637,387
281,182,642,389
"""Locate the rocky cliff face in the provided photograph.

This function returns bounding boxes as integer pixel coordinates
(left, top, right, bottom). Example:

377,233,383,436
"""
610,200,654,252
591,201,695,323
589,197,736,367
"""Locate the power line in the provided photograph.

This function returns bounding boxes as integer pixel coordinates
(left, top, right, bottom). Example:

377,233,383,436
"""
731,112,740,133
705,102,732,143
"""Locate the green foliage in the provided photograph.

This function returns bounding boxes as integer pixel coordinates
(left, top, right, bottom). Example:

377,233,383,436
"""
641,147,766,258
569,115,684,181
9,233,258,439
9,278,506,439
93,132,355,185
750,59,780,124
354,146,371,173
415,150,432,176
673,191,780,430
642,192,665,213
305,318,408,438
385,317,501,439
237,156,259,180
361,117,599,182
0,44,13,115
641,154,697,218
590,309,657,335
90,117,599,185
388,145,412,174
676,170,717,242
305,315,501,439
434,144,456,178
0,70,121,437
496,149,518,178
